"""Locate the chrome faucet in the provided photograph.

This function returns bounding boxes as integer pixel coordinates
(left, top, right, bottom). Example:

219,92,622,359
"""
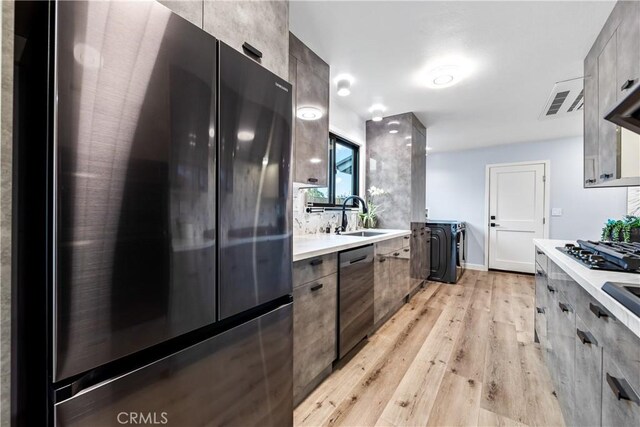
340,195,368,232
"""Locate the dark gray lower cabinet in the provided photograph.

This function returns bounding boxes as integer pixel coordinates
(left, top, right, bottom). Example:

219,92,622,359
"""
534,262,548,350
574,316,602,427
602,350,640,427
535,251,640,427
374,240,409,328
374,252,392,325
548,289,576,425
293,273,337,405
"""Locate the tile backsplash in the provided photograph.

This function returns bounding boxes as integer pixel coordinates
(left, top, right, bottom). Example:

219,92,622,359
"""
293,189,360,235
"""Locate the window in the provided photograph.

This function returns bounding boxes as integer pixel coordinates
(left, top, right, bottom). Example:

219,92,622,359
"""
306,134,359,207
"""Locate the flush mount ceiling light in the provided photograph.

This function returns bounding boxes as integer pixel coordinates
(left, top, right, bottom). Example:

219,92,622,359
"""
309,158,322,164
297,106,322,120
426,146,433,151
369,104,386,122
388,120,400,134
335,74,354,97
418,57,474,89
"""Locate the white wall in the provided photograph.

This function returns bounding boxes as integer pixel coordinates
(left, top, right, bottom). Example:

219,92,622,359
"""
426,136,628,267
329,95,366,197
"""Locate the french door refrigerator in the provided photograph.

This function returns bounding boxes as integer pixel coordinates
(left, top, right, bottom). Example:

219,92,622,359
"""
13,1,293,425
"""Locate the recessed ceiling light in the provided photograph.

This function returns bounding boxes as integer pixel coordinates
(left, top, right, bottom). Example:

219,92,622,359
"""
369,104,386,122
310,158,322,164
335,74,354,97
405,136,412,140
297,106,323,120
406,143,412,147
237,130,254,141
426,146,433,151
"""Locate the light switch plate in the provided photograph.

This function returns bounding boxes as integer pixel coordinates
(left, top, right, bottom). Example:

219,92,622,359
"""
551,208,563,216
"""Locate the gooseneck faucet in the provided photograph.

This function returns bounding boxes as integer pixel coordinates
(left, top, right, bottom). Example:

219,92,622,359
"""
340,195,368,232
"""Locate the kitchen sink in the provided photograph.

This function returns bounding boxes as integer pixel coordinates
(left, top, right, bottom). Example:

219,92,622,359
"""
342,230,387,237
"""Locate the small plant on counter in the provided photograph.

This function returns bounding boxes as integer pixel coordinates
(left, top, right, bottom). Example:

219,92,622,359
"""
601,216,640,243
359,186,387,228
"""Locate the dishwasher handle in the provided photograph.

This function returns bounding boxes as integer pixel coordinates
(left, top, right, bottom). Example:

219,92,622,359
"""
349,255,367,264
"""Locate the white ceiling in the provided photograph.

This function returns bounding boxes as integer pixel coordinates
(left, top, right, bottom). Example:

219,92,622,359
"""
289,1,616,152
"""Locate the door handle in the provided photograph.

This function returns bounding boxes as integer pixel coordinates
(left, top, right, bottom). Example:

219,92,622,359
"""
606,373,640,404
349,255,367,264
490,223,500,227
621,79,635,91
576,329,596,345
559,302,571,313
589,302,609,319
309,258,324,266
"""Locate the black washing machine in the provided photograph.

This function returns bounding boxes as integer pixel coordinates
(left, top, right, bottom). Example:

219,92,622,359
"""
427,220,466,284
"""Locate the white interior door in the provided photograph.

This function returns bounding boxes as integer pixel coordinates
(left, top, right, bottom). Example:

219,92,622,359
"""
488,163,546,273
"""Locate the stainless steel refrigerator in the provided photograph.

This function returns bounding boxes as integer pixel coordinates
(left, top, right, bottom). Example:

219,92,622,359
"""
14,1,293,425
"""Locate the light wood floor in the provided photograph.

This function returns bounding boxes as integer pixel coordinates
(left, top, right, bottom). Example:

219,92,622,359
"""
294,270,565,427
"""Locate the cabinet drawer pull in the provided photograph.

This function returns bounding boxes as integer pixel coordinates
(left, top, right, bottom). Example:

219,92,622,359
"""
585,178,596,185
310,283,323,292
621,79,635,91
404,236,410,239
599,173,613,180
536,250,544,255
309,258,324,266
378,257,386,263
536,307,545,314
403,248,409,252
606,373,640,404
589,302,609,319
307,177,318,183
558,302,571,313
349,255,367,264
393,252,400,256
536,269,546,277
547,284,556,293
576,329,596,345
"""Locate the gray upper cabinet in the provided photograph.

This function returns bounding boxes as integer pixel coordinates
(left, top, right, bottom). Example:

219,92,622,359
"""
597,32,619,182
159,1,289,80
584,0,640,187
289,33,330,186
584,54,599,185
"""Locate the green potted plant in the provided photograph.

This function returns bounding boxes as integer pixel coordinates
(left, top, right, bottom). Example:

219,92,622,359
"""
601,216,640,242
359,186,387,228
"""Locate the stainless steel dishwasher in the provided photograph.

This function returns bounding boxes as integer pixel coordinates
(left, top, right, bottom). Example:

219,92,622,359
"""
338,244,374,359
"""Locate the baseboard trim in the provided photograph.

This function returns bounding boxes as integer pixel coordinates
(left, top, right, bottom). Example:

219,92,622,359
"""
464,263,488,271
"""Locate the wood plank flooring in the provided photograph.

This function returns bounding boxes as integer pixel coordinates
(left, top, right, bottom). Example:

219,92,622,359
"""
294,270,565,427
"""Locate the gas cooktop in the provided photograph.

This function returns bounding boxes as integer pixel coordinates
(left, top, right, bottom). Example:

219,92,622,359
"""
556,240,640,273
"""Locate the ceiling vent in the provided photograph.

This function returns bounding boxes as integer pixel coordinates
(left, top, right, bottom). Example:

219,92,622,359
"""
539,77,584,120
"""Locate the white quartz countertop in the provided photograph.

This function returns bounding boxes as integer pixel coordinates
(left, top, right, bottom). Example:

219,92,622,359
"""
293,229,411,262
533,239,640,338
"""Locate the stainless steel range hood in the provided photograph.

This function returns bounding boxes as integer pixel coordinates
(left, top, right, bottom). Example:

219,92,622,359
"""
606,84,640,134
